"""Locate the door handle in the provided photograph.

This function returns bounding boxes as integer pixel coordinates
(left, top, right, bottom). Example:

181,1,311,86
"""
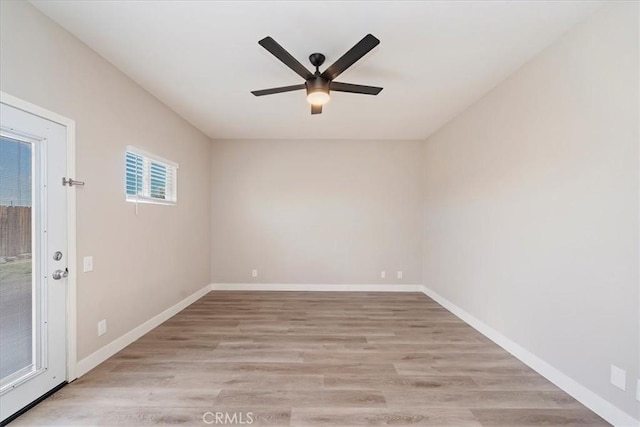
52,268,68,280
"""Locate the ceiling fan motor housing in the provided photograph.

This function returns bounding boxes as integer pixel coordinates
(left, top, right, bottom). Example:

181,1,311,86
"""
306,76,330,95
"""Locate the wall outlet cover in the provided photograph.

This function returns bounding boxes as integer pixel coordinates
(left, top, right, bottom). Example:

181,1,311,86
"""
610,365,626,391
251,269,258,278
380,271,386,279
397,271,403,279
636,379,640,402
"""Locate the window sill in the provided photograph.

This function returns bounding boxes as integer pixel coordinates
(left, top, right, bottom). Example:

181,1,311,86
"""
126,196,176,206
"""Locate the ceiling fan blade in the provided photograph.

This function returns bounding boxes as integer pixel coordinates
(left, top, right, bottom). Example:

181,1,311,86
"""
321,34,380,81
258,37,314,80
330,82,383,95
251,84,306,96
311,104,322,115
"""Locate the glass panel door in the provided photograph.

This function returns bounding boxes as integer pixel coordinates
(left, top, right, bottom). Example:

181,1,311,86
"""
0,136,36,387
0,100,67,423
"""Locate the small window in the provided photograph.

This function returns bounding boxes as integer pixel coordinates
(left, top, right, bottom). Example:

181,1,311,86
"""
125,146,178,205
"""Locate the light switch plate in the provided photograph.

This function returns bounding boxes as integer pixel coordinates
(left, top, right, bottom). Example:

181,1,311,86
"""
97,319,107,336
83,256,93,272
610,365,626,391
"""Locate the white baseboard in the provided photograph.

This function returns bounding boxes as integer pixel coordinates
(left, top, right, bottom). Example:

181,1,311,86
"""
74,283,212,378
210,283,423,292
421,285,639,427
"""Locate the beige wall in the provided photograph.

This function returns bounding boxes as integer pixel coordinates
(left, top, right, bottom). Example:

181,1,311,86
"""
211,139,422,285
0,1,212,360
421,2,638,419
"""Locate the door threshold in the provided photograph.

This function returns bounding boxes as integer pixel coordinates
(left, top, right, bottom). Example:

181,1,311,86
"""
1,382,67,426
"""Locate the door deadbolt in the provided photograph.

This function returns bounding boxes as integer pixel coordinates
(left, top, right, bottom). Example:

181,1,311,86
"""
53,251,63,261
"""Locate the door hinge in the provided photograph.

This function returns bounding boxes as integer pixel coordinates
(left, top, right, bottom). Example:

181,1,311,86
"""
62,178,85,187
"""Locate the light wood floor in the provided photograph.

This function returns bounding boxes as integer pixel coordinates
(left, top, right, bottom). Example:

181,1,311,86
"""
12,291,608,426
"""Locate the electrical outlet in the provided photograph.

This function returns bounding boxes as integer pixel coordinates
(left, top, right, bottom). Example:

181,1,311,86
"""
251,269,258,278
83,256,93,272
636,379,640,402
380,271,386,279
610,365,626,391
397,271,403,279
97,319,107,337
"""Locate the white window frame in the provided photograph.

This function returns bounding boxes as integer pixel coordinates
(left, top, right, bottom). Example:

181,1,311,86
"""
125,146,178,205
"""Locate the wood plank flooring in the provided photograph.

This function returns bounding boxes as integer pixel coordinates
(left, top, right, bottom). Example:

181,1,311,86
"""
11,291,608,426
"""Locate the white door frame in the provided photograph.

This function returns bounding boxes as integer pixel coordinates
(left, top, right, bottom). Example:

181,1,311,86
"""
0,91,77,382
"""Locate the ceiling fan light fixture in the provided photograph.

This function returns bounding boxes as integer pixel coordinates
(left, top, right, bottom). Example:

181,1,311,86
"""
306,77,330,105
306,90,330,106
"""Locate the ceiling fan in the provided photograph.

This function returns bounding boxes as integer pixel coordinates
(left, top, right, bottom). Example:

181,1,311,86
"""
251,34,383,115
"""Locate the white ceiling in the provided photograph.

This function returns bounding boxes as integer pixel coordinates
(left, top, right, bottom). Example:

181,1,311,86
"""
31,1,602,140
